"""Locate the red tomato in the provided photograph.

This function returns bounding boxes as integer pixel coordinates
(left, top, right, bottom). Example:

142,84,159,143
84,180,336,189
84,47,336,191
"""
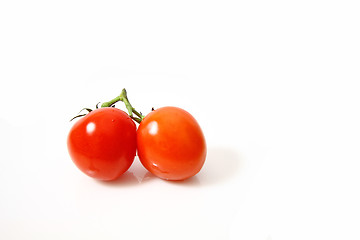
67,108,137,181
137,107,206,181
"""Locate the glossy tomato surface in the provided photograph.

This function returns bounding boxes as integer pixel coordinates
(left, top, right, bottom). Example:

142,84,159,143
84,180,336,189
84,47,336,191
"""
67,108,137,181
137,106,206,180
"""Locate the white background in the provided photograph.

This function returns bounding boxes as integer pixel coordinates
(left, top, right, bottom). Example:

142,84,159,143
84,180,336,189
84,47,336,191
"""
0,1,359,239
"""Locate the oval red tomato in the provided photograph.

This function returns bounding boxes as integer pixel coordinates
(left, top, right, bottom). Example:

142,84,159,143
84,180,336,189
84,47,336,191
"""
137,106,206,181
67,107,137,181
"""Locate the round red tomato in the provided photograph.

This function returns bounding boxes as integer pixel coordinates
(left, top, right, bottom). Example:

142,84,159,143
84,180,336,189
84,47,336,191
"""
137,106,206,181
67,107,137,181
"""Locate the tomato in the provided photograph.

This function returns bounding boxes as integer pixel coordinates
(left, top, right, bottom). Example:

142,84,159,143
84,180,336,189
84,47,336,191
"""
67,107,137,181
137,107,206,181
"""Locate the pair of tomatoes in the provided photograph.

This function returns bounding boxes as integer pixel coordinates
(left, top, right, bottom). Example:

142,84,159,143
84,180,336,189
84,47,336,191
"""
67,106,206,181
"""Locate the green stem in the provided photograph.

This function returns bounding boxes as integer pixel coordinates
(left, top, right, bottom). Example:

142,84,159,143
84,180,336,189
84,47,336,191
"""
101,88,144,123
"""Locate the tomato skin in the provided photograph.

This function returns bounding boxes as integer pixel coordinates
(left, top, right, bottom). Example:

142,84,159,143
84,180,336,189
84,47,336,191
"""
137,107,206,181
67,108,137,181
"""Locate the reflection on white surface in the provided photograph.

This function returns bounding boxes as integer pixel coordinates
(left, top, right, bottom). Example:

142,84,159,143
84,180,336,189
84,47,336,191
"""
147,121,158,135
86,122,96,134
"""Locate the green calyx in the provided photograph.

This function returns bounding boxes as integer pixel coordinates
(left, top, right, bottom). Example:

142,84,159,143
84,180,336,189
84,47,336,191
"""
70,88,145,124
101,88,145,123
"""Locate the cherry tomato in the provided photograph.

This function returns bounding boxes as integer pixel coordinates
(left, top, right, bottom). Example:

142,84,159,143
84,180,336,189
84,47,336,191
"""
137,106,206,180
67,108,137,181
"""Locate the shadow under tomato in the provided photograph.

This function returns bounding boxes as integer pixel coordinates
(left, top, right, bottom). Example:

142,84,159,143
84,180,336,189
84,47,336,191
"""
164,175,201,187
196,146,242,186
95,171,140,187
